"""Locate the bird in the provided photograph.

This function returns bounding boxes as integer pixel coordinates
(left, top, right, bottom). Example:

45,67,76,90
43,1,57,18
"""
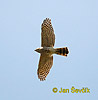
35,18,69,81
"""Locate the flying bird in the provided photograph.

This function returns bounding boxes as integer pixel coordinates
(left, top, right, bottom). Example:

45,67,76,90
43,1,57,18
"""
35,18,69,81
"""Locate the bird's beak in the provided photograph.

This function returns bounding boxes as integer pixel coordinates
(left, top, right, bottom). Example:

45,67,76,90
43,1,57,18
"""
35,49,39,53
35,49,37,52
34,48,41,53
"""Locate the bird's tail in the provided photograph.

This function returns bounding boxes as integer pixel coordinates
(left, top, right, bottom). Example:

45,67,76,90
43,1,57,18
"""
54,47,69,56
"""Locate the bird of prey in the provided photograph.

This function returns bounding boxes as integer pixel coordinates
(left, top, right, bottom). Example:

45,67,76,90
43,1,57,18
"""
35,18,69,81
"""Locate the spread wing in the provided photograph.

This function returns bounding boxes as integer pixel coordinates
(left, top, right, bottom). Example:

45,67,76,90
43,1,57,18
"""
41,18,55,47
37,53,53,81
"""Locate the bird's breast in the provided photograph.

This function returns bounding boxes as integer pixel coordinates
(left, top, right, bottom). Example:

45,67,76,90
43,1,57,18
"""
42,47,54,54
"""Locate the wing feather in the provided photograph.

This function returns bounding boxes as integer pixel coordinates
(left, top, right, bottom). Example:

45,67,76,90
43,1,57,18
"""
37,53,53,81
41,18,55,47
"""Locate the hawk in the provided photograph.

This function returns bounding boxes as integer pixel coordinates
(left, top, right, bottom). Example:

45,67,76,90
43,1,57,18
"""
35,18,69,81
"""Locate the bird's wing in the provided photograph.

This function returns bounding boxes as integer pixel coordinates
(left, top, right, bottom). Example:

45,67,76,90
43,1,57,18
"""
41,18,55,47
37,53,53,81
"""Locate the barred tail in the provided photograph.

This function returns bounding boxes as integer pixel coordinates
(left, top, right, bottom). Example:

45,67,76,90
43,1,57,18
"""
55,47,69,56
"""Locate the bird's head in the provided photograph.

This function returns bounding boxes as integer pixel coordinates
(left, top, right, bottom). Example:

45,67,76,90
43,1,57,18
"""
35,47,43,53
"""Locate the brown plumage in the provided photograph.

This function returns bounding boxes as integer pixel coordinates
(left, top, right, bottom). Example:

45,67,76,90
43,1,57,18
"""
55,47,69,56
37,53,53,81
41,18,55,47
35,18,69,81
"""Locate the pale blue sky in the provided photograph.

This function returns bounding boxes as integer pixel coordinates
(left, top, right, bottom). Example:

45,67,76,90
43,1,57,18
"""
0,0,98,100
